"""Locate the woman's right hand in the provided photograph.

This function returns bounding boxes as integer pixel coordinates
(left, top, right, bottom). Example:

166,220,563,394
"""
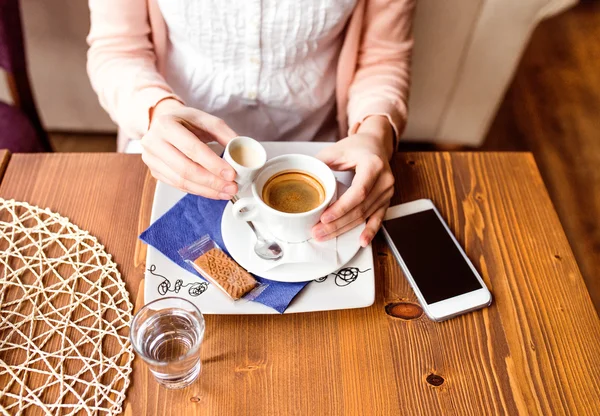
141,99,239,199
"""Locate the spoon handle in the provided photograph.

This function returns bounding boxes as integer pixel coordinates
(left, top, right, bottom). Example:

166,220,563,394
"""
230,195,264,240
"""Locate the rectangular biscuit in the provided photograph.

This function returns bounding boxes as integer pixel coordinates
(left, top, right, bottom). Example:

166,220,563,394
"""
193,248,257,300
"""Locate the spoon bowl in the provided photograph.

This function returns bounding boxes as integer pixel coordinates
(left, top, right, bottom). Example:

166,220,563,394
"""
231,195,283,261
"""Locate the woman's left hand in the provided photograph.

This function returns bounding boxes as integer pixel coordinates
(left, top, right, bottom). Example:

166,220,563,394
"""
312,116,396,247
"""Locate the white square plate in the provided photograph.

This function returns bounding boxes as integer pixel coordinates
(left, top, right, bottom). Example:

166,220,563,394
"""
144,142,375,314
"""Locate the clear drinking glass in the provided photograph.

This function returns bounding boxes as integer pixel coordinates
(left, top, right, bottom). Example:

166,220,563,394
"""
130,297,205,389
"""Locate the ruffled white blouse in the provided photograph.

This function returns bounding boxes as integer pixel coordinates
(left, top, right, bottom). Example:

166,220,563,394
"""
157,0,357,143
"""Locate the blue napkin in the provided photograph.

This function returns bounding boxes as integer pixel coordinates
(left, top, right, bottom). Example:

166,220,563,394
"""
139,194,309,313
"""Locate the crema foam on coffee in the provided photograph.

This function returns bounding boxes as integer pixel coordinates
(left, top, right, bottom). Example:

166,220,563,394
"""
261,170,326,214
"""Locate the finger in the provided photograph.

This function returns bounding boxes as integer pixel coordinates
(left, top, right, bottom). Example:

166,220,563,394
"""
160,120,237,181
314,196,389,242
142,151,233,200
179,109,238,146
152,170,231,199
312,184,393,239
360,205,388,247
316,145,360,171
315,144,344,167
314,216,365,242
146,139,237,195
320,156,384,223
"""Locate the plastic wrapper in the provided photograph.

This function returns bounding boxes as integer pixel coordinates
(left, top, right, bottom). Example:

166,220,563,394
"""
179,235,266,301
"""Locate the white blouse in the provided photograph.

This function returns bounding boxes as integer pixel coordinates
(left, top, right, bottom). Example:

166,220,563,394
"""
157,0,357,143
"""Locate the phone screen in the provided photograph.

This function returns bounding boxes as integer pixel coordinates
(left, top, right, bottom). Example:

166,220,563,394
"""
384,209,483,304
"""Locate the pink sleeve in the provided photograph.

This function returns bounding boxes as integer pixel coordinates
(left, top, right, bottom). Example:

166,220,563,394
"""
347,0,416,140
87,0,181,139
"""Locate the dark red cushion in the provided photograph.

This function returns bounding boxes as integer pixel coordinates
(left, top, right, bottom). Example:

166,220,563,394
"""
0,0,26,72
0,101,45,152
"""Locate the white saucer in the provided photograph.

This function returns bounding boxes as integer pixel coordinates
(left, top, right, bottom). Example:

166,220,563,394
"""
221,180,364,282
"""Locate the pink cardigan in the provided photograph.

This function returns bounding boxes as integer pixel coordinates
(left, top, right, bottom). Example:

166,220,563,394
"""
87,0,415,147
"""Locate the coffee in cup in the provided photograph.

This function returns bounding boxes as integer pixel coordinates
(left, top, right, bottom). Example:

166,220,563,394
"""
261,170,326,214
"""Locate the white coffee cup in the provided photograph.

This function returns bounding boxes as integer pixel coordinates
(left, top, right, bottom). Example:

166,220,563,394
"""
223,136,267,188
231,154,336,243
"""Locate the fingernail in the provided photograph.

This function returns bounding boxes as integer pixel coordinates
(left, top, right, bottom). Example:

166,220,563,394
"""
218,193,233,200
322,214,335,223
223,184,237,195
221,169,236,181
315,228,327,238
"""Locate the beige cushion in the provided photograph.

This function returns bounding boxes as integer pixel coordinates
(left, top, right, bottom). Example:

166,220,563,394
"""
404,0,577,146
0,0,115,132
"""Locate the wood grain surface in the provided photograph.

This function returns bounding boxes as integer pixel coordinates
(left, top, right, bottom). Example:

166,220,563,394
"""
484,1,600,312
0,153,147,301
0,152,598,415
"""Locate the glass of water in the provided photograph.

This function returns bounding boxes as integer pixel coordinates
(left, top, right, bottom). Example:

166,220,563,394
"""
130,297,205,389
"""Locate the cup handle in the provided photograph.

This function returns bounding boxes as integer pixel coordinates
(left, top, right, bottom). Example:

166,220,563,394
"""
231,197,260,222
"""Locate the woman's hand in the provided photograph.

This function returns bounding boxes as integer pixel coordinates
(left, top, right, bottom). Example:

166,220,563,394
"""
312,116,396,247
141,99,239,199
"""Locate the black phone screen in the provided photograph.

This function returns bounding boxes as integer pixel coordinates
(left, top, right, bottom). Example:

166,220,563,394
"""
384,209,483,304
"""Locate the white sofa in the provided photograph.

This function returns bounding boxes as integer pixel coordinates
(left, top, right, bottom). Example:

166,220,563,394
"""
0,0,577,147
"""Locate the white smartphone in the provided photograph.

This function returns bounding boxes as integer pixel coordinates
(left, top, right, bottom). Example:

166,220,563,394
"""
382,199,492,322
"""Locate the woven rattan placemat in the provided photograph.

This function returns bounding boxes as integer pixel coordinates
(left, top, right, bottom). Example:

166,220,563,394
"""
0,198,133,415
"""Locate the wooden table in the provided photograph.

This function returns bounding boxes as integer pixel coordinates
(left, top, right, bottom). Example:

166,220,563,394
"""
0,151,598,415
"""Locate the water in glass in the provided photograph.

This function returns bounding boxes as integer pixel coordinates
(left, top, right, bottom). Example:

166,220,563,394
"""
130,297,205,389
